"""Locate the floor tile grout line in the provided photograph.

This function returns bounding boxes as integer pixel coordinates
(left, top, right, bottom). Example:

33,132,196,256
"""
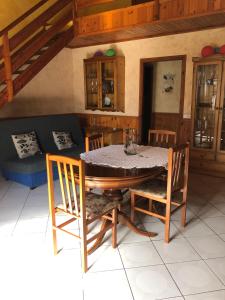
0,180,13,201
149,233,184,298
10,187,32,236
198,214,225,244
181,288,225,298
167,217,225,289
117,244,136,300
139,203,225,297
203,258,225,287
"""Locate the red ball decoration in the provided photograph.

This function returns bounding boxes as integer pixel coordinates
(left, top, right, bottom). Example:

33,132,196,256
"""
220,44,225,55
201,46,215,57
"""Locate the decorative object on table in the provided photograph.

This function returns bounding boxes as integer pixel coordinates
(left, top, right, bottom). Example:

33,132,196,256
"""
105,48,116,57
162,73,175,93
124,128,137,155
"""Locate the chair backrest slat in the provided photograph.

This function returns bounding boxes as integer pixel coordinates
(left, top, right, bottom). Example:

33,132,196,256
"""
167,143,189,195
57,161,67,211
85,133,104,152
148,129,177,148
63,162,73,214
70,163,79,215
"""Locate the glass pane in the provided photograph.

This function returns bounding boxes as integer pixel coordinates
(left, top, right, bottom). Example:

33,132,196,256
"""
220,86,225,150
193,64,219,149
86,63,98,108
101,61,114,109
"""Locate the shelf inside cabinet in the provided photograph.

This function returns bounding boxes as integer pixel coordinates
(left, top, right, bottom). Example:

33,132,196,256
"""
197,102,215,109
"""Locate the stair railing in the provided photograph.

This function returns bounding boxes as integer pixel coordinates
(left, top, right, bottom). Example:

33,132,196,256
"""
0,0,76,106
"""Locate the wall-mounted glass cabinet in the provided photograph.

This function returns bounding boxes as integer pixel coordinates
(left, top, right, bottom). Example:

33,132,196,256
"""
84,56,125,112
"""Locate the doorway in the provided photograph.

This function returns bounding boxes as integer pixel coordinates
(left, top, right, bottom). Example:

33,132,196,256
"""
139,55,186,144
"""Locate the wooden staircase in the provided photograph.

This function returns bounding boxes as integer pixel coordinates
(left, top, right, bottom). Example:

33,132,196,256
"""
0,0,76,108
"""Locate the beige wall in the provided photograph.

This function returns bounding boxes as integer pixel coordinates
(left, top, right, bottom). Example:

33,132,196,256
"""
1,27,225,119
72,27,225,118
152,60,182,113
0,48,74,118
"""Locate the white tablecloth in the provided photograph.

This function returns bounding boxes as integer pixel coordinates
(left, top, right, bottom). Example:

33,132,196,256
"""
80,145,168,169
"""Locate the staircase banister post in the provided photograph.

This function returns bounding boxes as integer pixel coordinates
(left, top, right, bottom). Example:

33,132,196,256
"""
2,33,13,102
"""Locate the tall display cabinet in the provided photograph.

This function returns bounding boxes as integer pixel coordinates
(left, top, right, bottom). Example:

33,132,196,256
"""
191,56,225,175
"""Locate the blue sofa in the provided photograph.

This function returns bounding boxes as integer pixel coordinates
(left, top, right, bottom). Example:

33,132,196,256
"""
0,114,84,188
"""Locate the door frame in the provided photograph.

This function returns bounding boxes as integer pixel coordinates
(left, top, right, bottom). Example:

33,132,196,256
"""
139,55,186,142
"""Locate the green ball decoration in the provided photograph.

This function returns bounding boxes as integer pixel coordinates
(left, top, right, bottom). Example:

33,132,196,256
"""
105,48,116,57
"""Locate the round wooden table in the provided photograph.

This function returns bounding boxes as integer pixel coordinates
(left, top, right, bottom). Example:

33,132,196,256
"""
84,163,163,190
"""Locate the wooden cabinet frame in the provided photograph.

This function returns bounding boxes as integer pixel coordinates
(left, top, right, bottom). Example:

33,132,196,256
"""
191,55,225,175
84,56,125,112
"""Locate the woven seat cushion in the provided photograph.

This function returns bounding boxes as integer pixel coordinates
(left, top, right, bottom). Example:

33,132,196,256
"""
130,179,167,199
85,192,118,219
58,192,118,219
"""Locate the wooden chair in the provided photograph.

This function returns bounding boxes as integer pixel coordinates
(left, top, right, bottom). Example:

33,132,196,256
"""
148,129,177,148
46,154,118,273
85,133,104,152
130,143,189,243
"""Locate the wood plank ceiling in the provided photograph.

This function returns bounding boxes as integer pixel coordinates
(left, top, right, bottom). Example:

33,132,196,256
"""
70,0,225,48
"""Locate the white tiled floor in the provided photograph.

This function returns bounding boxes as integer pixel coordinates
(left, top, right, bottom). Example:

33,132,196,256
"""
0,173,225,300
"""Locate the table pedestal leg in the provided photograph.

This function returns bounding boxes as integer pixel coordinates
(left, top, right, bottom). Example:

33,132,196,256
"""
88,189,157,253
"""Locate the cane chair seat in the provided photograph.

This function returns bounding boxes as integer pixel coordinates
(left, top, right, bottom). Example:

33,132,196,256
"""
130,179,167,199
58,193,118,219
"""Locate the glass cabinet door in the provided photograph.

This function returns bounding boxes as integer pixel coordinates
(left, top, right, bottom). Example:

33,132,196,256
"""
85,62,99,109
100,60,115,110
193,63,221,149
218,66,225,152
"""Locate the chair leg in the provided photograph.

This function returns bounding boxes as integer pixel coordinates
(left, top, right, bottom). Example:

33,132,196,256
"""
181,190,187,227
112,208,118,248
52,228,58,255
130,192,135,222
80,223,88,273
165,202,171,243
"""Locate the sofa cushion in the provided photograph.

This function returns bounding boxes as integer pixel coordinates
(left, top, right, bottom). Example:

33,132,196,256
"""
2,145,84,175
2,154,46,174
11,131,41,159
52,131,75,150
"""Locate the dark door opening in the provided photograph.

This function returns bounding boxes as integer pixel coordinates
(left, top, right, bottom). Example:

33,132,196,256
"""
141,63,154,144
140,56,186,144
